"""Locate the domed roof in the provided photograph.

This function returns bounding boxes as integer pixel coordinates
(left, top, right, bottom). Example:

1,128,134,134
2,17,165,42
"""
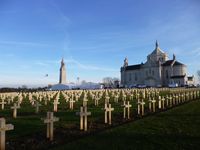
50,84,69,90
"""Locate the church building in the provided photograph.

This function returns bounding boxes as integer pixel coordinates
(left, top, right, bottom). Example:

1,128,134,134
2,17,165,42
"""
120,41,194,87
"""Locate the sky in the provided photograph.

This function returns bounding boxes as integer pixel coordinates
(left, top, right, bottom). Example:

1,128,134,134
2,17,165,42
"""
0,0,200,87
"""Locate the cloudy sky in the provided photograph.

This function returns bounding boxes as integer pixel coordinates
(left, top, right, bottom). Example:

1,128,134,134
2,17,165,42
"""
0,0,200,87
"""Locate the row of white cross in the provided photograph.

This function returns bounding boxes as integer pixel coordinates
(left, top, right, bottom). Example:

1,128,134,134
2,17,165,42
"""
0,88,199,150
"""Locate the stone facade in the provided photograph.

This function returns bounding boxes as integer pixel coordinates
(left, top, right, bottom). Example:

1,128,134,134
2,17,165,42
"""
59,58,67,84
120,41,194,87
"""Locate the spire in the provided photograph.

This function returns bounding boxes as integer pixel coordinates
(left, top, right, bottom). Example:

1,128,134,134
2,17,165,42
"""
155,40,159,48
59,58,66,84
124,57,128,67
61,58,65,66
173,54,176,60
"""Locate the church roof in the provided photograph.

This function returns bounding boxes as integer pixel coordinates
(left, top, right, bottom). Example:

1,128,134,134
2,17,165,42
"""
125,64,142,70
50,84,69,90
162,60,185,66
150,41,165,55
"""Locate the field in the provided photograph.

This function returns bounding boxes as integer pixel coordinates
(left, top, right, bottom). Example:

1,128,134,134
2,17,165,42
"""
55,100,200,150
0,89,199,150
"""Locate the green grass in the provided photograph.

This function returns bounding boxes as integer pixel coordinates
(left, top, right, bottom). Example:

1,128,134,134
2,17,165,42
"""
1,91,199,149
52,100,200,150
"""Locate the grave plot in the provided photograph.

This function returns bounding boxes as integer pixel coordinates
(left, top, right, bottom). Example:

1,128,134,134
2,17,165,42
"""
0,88,199,149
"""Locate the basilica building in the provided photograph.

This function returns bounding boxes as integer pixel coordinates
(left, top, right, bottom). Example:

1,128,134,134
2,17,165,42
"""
120,41,194,87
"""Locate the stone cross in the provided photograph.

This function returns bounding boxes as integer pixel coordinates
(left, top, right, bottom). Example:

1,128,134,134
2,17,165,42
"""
161,96,165,109
169,95,173,107
148,98,152,112
44,98,48,105
123,101,132,119
43,112,59,141
11,103,20,118
158,96,162,109
82,96,88,107
94,97,100,106
76,106,91,131
104,103,114,125
69,98,76,110
0,100,6,110
105,94,110,104
165,95,169,107
137,99,141,115
114,95,119,103
0,118,14,150
34,101,42,114
175,94,178,105
140,99,145,116
151,99,156,112
53,100,60,112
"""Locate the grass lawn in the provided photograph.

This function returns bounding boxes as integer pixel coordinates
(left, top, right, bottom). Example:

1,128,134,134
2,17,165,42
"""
53,100,200,150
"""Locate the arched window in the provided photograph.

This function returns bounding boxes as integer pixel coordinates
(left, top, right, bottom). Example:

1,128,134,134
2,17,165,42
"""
135,73,137,81
166,70,168,79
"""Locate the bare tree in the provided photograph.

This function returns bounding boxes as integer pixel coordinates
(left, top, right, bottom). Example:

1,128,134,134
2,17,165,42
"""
102,77,119,88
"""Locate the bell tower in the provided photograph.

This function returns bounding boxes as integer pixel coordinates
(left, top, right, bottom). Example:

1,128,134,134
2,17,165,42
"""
59,58,67,84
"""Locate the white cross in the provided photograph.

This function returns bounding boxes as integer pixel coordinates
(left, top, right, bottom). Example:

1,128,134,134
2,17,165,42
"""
0,118,14,150
140,100,145,116
0,100,6,110
158,96,162,109
104,103,114,125
94,97,100,106
34,101,42,114
43,112,59,141
161,96,165,109
151,99,156,112
76,106,91,131
11,103,20,118
69,98,76,109
53,100,60,112
122,101,132,119
82,96,88,107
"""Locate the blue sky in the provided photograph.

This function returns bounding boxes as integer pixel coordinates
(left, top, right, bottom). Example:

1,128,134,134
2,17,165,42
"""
0,0,200,87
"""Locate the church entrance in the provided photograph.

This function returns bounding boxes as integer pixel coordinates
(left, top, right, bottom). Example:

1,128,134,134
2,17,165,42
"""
145,77,156,87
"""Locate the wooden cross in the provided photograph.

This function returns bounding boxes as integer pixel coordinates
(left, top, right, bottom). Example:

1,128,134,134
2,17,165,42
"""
104,103,114,125
76,106,91,131
0,118,14,150
11,103,20,118
43,112,59,141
